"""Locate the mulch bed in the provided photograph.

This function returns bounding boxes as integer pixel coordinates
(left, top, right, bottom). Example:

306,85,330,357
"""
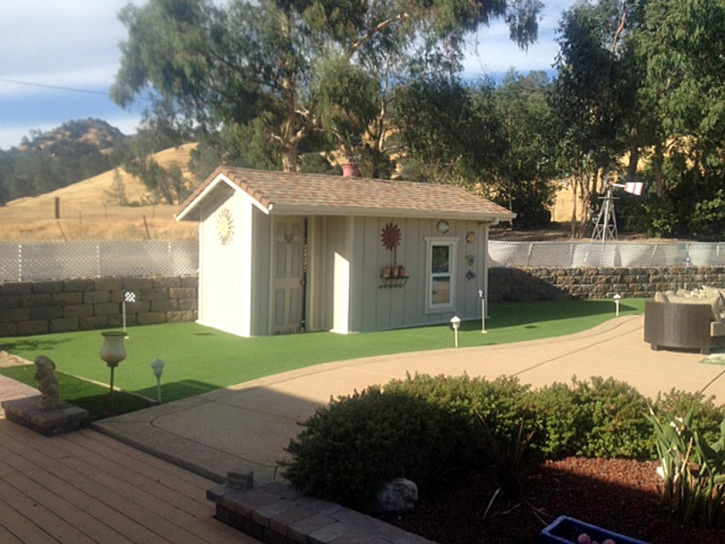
400,457,725,543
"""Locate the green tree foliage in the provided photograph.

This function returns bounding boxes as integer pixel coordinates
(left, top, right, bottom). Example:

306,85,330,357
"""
393,75,505,188
393,71,558,228
493,70,558,228
113,0,542,173
553,0,725,239
551,0,643,235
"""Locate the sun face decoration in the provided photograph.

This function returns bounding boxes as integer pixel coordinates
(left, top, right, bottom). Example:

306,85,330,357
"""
216,208,235,245
381,222,402,251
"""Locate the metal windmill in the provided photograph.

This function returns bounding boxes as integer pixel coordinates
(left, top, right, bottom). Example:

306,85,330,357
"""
591,179,644,242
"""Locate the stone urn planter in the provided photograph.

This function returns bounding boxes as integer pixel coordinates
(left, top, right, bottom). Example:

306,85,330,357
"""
538,516,649,544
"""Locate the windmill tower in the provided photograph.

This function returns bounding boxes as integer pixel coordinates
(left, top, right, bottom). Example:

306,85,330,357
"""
591,180,644,242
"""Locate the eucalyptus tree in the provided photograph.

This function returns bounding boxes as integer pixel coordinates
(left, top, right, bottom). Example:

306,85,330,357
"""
634,0,725,236
112,0,543,173
551,0,644,234
493,70,558,227
392,74,505,187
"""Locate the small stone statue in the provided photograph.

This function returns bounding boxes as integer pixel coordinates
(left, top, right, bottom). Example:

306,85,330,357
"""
34,355,61,410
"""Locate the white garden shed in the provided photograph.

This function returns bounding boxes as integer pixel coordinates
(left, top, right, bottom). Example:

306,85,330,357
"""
176,167,515,337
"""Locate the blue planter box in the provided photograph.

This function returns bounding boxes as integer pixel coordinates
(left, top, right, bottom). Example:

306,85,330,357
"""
538,516,649,544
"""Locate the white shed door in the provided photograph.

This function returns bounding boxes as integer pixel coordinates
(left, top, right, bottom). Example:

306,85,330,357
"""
272,217,304,334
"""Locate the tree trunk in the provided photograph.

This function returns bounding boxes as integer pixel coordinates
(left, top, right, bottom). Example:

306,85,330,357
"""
652,141,665,198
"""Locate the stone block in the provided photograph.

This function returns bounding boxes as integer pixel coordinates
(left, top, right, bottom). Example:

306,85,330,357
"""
0,282,33,295
32,280,63,294
64,279,95,291
94,302,121,316
0,295,20,309
50,318,79,333
169,287,196,300
138,312,166,325
84,291,110,304
21,293,53,307
153,276,181,288
0,322,17,336
166,311,195,323
53,291,83,305
31,306,63,320
2,396,88,436
94,278,124,291
181,276,199,288
123,277,154,290
128,300,150,313
177,298,197,311
151,299,178,313
79,315,109,330
17,320,49,335
141,288,169,301
64,305,94,318
0,307,31,323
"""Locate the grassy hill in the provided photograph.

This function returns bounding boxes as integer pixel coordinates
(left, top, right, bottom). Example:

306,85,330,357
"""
0,144,199,241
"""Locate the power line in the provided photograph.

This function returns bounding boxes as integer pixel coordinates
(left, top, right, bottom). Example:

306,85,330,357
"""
0,77,108,95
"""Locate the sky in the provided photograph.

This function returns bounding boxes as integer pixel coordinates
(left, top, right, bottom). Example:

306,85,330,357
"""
0,0,575,151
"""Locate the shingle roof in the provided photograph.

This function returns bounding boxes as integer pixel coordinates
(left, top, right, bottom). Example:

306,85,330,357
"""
177,166,515,221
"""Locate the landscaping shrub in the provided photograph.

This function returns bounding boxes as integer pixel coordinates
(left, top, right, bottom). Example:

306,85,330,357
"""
282,386,458,513
653,389,725,446
571,377,653,458
282,374,725,514
531,381,591,458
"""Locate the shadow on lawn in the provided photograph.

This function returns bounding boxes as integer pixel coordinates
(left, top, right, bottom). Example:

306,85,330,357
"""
1,336,73,354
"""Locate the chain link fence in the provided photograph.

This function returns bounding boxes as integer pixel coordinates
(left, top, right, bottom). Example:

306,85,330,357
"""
0,240,198,282
2,240,723,282
489,240,725,268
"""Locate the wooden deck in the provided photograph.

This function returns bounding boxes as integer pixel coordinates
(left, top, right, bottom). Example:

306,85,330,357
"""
0,417,258,543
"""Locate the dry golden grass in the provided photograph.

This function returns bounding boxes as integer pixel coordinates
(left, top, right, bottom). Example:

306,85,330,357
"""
0,144,200,241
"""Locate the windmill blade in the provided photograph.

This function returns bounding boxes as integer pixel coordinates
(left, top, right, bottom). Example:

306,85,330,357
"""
623,181,643,196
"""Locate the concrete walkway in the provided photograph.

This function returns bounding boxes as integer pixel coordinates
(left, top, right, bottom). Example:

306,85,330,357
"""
92,315,725,485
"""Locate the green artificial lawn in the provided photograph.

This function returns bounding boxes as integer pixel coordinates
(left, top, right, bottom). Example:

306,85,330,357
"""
1,299,644,415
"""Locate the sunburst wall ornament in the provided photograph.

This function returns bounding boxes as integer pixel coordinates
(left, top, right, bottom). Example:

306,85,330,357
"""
381,222,402,251
216,208,235,245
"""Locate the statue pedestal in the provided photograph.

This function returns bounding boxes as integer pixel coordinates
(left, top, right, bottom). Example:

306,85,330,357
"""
2,395,89,436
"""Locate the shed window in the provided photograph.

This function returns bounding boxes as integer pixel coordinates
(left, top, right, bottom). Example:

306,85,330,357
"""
426,237,458,312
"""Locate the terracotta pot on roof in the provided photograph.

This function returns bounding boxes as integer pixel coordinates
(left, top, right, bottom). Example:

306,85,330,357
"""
342,163,360,178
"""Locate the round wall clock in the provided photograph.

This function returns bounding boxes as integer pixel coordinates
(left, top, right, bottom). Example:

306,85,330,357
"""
436,220,450,234
216,208,235,245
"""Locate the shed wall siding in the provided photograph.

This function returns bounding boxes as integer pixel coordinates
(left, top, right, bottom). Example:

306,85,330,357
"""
197,189,254,336
346,217,487,332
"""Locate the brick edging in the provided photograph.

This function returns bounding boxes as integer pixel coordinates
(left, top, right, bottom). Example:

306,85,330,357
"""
208,478,435,544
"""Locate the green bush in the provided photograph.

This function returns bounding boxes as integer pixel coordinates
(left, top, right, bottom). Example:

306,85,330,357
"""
572,377,653,458
282,386,457,513
282,374,725,513
653,389,725,445
531,382,590,458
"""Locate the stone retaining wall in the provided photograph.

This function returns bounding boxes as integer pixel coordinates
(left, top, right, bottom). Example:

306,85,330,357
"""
3,268,725,336
0,276,198,337
490,266,725,301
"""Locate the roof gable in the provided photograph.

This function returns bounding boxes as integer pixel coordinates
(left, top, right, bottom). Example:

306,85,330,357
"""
177,167,515,222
